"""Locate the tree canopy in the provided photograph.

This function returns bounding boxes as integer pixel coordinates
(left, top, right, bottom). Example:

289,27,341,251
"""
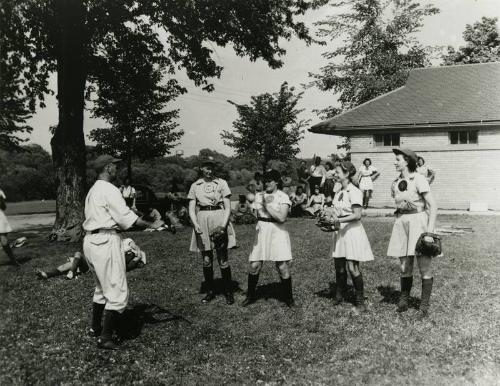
221,82,307,173
443,17,500,65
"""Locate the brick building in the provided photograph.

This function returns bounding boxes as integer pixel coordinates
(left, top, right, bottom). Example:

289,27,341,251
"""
310,62,500,210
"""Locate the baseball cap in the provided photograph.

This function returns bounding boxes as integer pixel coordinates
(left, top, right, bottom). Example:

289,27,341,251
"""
200,155,217,166
393,148,418,162
263,169,281,182
339,161,357,177
93,154,121,171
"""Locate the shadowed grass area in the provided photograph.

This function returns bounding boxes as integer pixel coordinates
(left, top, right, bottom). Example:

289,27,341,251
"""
1,216,499,384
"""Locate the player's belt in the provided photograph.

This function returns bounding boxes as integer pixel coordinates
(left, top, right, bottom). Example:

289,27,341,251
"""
89,228,119,234
198,205,223,211
257,217,278,223
394,207,425,215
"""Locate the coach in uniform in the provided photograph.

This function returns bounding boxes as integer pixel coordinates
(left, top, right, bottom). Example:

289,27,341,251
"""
387,148,437,318
242,169,295,307
83,155,151,350
188,156,236,304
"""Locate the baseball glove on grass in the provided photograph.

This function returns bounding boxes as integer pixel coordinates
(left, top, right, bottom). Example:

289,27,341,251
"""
415,232,442,257
209,226,228,249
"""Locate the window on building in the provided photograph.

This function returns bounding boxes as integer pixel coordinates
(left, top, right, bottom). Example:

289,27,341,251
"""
374,133,400,147
449,130,478,145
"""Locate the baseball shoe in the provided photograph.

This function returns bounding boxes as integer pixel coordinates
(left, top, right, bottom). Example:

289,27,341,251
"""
97,338,119,350
36,269,48,279
201,291,215,303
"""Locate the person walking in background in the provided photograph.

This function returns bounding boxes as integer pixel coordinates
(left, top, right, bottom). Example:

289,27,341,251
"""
417,157,436,184
309,156,326,194
188,157,237,305
119,177,137,209
358,158,380,209
0,188,20,266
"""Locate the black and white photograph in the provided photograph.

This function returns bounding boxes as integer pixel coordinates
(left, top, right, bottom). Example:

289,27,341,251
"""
1,0,499,384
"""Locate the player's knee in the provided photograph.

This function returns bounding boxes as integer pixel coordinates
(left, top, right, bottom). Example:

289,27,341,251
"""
249,262,261,275
276,263,290,279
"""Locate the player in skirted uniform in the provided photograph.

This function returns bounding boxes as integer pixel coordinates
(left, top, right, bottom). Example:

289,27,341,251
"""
83,155,152,350
388,148,437,318
242,170,295,307
188,157,237,304
0,188,19,266
329,161,374,313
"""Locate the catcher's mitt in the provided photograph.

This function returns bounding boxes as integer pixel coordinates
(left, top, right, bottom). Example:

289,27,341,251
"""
316,212,341,232
209,226,228,249
415,232,442,257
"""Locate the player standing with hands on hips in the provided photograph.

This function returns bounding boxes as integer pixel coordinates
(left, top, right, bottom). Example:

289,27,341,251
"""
328,161,374,313
387,148,438,318
188,157,237,305
242,170,295,308
83,155,152,350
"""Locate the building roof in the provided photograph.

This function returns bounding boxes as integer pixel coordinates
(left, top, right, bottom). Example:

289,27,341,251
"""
310,62,500,135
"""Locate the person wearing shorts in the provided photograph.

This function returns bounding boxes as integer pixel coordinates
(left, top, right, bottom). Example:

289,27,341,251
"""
387,148,438,318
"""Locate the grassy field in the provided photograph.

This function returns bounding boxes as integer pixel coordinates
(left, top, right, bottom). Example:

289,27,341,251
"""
1,216,500,385
5,200,56,216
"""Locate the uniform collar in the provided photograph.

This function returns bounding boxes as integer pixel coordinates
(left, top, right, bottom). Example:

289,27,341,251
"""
196,178,219,185
398,172,416,181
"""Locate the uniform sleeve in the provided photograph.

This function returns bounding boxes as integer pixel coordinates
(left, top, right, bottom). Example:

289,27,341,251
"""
106,186,139,230
219,180,231,198
371,166,377,173
415,174,430,194
280,192,292,207
187,183,196,200
350,188,363,207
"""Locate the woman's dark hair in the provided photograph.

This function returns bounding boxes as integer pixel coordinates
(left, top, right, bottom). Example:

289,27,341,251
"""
325,161,333,169
363,158,372,166
296,185,303,193
254,172,262,179
404,155,418,172
417,156,425,164
315,156,321,165
338,162,357,181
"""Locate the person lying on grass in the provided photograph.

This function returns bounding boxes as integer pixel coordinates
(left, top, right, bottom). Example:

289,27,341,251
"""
36,238,147,280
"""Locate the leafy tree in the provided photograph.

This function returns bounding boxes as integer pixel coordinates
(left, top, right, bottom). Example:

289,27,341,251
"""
221,82,307,173
2,0,327,240
309,0,439,155
443,17,500,65
89,32,183,181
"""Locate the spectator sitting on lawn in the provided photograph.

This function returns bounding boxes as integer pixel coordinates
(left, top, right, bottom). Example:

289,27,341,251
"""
142,206,176,233
232,194,257,224
36,238,147,280
305,186,325,216
290,186,308,217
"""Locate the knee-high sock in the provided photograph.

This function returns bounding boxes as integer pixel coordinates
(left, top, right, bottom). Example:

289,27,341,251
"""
203,266,214,292
220,266,232,293
246,273,259,299
420,278,433,312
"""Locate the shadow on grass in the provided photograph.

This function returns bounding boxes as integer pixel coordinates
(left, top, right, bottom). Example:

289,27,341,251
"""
377,285,420,309
117,303,192,341
0,256,32,267
200,278,241,295
314,281,356,305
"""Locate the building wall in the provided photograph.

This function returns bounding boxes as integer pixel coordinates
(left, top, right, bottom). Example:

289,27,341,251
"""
349,127,500,210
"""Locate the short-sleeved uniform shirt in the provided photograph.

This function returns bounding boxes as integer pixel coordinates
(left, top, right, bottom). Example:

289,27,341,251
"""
253,190,291,220
332,183,363,217
391,172,430,211
187,178,231,206
83,180,139,231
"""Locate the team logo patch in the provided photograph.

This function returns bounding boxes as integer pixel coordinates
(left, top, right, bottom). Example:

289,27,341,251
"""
338,192,344,201
264,195,274,203
203,184,215,193
398,180,408,192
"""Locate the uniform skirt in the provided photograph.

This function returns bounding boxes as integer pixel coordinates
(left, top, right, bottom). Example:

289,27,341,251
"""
387,212,428,257
0,210,12,234
359,176,374,191
190,209,237,252
329,221,374,262
249,221,292,262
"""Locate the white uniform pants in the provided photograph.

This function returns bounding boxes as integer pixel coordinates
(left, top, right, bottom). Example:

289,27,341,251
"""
83,231,128,312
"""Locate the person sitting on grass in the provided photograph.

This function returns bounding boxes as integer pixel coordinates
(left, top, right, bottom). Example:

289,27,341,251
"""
232,195,257,224
141,206,176,233
305,185,325,216
290,186,308,217
36,238,147,280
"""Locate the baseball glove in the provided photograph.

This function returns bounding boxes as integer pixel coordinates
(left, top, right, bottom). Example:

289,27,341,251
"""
415,232,442,257
209,226,228,249
316,211,341,232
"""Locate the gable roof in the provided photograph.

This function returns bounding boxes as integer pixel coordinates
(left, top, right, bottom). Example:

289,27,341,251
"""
310,62,500,135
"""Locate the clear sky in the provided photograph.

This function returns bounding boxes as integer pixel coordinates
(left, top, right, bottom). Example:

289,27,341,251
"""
26,0,500,159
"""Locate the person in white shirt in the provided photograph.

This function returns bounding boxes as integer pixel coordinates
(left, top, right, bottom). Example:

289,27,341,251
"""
305,186,325,216
309,156,326,193
416,157,436,184
119,178,136,209
242,170,295,307
323,161,336,200
83,155,151,350
0,188,19,266
357,158,380,209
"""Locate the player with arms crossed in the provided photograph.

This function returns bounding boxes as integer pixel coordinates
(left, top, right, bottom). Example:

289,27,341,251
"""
388,148,438,318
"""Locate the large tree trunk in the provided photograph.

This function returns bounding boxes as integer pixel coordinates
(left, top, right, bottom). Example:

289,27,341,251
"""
50,0,87,242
